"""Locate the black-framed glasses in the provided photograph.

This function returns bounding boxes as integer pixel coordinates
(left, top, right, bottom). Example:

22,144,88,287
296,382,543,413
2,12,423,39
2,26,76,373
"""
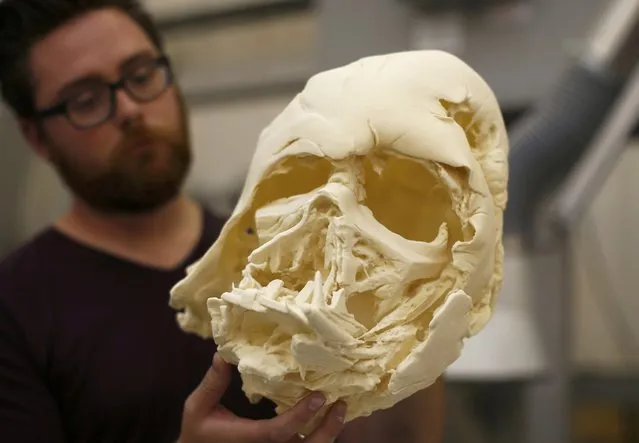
35,55,174,130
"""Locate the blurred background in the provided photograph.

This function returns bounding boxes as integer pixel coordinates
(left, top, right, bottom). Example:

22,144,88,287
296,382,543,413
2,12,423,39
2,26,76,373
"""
1,0,637,442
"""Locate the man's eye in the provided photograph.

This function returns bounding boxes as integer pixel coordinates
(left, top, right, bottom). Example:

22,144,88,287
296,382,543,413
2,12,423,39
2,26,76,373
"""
129,66,156,84
71,91,100,109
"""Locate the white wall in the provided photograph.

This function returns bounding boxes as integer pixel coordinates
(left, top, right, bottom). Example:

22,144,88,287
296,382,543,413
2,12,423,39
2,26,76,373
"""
162,12,314,100
185,94,296,213
143,0,299,21
571,140,639,372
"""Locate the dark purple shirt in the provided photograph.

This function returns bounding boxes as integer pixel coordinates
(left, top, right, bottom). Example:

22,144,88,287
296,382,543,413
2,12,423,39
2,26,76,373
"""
0,209,275,443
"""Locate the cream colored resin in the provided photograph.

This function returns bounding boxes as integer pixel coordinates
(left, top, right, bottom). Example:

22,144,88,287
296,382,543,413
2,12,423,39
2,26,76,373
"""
170,50,509,427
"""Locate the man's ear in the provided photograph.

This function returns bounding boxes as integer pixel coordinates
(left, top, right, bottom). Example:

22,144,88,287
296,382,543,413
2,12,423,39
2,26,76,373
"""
19,118,51,161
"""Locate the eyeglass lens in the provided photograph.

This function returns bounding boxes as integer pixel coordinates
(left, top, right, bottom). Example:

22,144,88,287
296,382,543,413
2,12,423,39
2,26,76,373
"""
66,59,171,128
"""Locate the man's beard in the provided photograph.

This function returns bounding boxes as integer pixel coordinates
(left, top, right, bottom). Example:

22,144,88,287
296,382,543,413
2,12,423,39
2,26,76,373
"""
49,99,192,215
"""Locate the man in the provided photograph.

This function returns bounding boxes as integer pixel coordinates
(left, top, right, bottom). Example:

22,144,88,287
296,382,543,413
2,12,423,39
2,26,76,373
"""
0,1,444,442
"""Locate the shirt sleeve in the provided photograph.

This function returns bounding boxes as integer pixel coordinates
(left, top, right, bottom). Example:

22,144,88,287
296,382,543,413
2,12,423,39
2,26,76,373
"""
0,300,66,442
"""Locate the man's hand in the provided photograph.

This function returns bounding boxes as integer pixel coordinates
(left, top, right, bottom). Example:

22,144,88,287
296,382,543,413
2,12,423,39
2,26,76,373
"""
178,353,347,443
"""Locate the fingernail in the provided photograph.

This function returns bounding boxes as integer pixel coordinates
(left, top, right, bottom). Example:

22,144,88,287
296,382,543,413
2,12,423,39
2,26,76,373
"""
335,402,347,423
308,393,326,411
212,353,223,373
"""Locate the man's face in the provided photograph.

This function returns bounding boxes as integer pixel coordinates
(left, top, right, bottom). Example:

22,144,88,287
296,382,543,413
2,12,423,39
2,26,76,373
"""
27,8,191,214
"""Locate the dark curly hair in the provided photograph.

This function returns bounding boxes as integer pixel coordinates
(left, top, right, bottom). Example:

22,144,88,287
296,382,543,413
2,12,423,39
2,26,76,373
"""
0,0,164,118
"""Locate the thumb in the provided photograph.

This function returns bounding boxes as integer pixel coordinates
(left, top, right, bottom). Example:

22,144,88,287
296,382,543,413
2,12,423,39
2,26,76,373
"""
185,353,232,418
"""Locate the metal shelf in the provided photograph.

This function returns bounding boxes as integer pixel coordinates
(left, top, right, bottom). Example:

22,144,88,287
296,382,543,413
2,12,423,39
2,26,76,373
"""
154,0,313,33
183,76,306,107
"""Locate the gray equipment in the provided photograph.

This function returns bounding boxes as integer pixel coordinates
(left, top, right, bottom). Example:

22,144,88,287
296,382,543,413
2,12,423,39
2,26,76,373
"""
505,0,639,246
504,0,639,442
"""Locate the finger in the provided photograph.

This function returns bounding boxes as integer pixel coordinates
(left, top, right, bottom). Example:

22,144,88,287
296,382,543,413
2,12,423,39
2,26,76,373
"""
246,392,327,443
305,402,347,443
183,353,232,418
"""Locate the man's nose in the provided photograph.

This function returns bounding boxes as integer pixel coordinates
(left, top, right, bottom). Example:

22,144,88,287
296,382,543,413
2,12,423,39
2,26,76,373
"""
113,88,143,125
